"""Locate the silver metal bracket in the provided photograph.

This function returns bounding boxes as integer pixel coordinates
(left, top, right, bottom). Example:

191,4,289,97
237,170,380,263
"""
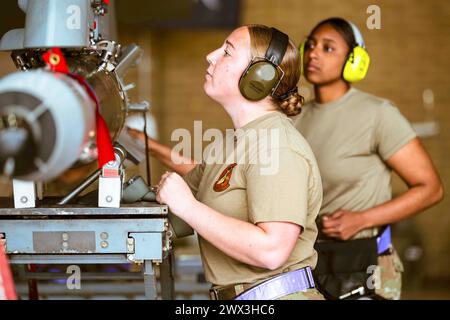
13,179,36,208
98,148,125,208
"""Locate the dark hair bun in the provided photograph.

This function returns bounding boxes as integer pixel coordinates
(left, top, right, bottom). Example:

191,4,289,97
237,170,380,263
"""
279,92,304,116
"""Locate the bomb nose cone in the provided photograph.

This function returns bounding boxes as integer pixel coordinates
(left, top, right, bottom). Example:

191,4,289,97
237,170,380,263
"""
0,128,29,157
0,127,37,177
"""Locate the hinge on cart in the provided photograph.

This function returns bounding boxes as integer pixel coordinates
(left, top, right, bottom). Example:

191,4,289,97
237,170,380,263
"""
126,236,137,262
126,237,135,254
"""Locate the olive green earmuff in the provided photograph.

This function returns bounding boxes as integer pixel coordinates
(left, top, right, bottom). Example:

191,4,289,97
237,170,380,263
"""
299,20,370,83
299,40,305,77
239,28,289,101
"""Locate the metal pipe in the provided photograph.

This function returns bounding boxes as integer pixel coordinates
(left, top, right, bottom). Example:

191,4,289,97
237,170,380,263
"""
57,169,101,205
115,44,142,79
58,146,126,205
27,264,39,300
22,272,143,281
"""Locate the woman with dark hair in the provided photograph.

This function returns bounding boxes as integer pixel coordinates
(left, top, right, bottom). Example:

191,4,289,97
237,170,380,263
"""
294,17,443,300
137,25,325,300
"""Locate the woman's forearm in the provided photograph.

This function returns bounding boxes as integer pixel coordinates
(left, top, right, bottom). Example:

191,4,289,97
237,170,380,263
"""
178,200,300,270
321,139,443,240
361,138,444,229
149,139,196,175
128,128,196,175
361,182,444,229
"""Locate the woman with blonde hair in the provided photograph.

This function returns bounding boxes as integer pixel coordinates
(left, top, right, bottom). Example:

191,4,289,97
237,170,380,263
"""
132,24,324,300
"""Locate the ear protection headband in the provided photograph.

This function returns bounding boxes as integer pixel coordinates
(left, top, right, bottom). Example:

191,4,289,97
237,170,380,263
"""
239,28,289,101
299,20,370,83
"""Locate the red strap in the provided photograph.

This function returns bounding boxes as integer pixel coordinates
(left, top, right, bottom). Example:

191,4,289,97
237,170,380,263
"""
69,74,115,168
43,48,115,168
0,244,17,300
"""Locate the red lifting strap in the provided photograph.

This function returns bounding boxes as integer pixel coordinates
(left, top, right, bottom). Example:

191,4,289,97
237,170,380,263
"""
0,244,17,300
42,48,115,168
69,73,116,168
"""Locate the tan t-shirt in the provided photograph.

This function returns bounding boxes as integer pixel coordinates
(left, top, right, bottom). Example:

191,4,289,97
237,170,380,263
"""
184,111,322,286
294,88,417,239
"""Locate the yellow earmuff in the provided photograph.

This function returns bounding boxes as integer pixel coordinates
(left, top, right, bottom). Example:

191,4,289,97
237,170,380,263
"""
299,41,305,77
342,21,370,82
299,20,370,83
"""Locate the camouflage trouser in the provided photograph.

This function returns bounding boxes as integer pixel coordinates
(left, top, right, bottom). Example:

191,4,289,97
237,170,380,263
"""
277,288,325,300
374,249,403,300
